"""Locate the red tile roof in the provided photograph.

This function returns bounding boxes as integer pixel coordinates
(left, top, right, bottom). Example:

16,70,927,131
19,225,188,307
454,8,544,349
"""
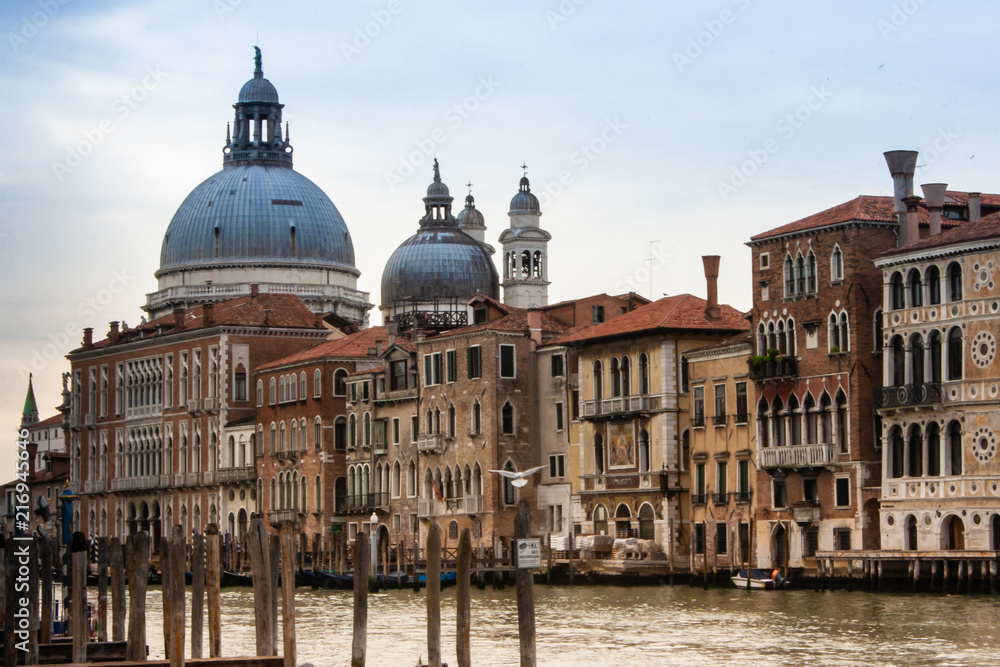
31,414,64,428
882,211,1000,256
550,294,748,345
684,330,754,356
347,365,385,377
433,296,567,340
257,327,391,370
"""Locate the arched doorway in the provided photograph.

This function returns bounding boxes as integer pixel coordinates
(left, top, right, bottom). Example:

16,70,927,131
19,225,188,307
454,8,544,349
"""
335,476,347,514
992,514,1000,550
379,524,392,570
638,504,655,540
237,508,248,540
773,523,787,567
615,504,632,538
905,515,918,551
863,499,881,550
593,505,609,536
943,515,965,550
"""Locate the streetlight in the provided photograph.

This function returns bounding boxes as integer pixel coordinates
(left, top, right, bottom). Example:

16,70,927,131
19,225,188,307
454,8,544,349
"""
369,511,378,585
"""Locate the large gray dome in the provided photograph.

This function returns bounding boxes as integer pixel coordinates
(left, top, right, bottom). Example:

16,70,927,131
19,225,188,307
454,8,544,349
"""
157,164,358,276
381,227,499,306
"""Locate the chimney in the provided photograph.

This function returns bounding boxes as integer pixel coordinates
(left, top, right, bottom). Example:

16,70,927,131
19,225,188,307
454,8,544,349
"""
203,303,214,327
375,341,383,357
903,195,922,246
884,150,919,246
250,283,260,297
702,255,721,320
27,442,38,478
173,306,185,330
109,321,120,344
527,310,543,348
969,192,981,222
82,327,93,348
921,183,948,236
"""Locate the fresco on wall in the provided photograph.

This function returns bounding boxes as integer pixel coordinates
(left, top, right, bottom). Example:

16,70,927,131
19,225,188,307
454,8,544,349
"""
608,422,635,468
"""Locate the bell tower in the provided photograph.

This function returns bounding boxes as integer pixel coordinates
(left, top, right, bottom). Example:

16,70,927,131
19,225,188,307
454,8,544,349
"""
499,166,551,308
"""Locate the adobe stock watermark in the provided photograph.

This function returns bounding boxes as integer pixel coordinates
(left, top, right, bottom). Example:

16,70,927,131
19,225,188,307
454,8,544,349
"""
716,84,833,202
52,66,169,182
613,244,671,295
534,117,629,209
341,0,404,62
17,268,134,381
877,0,930,39
918,127,959,169
546,0,586,31
383,76,501,190
213,0,243,20
673,0,753,72
7,0,71,53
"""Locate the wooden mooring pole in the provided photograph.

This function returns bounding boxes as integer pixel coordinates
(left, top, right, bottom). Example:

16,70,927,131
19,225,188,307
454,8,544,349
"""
162,533,173,660
168,525,186,667
352,534,369,667
126,531,150,662
3,537,13,667
514,500,536,667
71,532,88,664
205,524,222,658
97,536,109,642
248,517,274,658
279,523,297,667
191,533,205,659
426,523,442,667
269,535,280,654
456,528,472,667
110,536,126,643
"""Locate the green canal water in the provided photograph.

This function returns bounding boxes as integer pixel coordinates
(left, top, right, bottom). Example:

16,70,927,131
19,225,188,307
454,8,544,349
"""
137,584,1000,666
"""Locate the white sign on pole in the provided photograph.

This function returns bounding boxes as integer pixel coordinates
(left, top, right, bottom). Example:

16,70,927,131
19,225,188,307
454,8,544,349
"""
516,538,541,569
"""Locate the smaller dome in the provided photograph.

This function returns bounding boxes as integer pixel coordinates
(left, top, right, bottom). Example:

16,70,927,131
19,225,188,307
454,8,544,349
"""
427,179,450,197
456,194,485,229
239,75,279,104
510,176,540,214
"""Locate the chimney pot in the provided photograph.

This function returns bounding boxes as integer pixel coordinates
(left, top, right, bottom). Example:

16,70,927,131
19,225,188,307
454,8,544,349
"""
969,192,981,222
375,341,383,356
83,327,93,348
902,195,922,246
250,283,260,296
109,321,120,344
702,255,721,320
203,303,214,327
173,307,185,330
921,183,948,236
884,150,920,247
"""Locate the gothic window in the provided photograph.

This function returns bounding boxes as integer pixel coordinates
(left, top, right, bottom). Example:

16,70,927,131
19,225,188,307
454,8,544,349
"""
784,255,795,296
908,268,923,307
947,262,963,301
831,244,844,281
806,250,817,293
927,265,941,304
890,272,905,310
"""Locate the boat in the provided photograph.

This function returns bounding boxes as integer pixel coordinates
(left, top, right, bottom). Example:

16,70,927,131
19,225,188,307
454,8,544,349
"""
221,570,253,587
731,568,787,590
416,571,458,588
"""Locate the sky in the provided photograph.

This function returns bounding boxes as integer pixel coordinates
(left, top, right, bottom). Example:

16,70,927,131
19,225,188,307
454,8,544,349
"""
2,0,999,481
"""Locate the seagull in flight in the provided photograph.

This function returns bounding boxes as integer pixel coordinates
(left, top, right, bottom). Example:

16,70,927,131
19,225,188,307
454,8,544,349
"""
488,465,545,488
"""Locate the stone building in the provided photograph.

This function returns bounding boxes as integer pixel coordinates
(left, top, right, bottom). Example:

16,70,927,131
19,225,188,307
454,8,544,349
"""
500,173,551,309
874,203,1000,552
552,258,748,558
683,332,756,572
745,149,999,570
66,292,328,547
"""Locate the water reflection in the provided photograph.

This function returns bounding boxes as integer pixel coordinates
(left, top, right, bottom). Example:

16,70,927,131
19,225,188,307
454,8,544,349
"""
140,584,1000,666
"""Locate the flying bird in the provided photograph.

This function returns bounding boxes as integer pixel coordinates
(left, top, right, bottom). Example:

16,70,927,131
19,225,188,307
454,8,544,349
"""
488,465,545,487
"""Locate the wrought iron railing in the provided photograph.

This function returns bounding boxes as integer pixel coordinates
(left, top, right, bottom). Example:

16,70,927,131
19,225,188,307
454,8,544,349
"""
874,382,942,409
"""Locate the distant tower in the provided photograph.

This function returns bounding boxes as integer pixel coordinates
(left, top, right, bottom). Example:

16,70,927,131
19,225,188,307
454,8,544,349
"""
499,167,551,308
21,374,38,430
456,182,495,256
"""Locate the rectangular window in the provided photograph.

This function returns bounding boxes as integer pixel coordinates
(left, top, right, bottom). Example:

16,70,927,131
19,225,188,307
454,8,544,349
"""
716,461,727,497
99,366,108,417
773,480,787,508
694,463,706,503
694,523,705,554
592,305,605,323
118,362,127,413
715,523,728,557
713,384,726,426
555,402,564,431
362,381,370,401
681,358,689,393
759,252,770,270
737,460,750,502
735,382,748,423
446,349,457,383
549,454,565,478
390,360,407,391
803,478,818,503
835,477,850,507
410,415,418,440
392,418,400,445
803,529,819,558
423,353,442,386
208,346,219,398
693,386,705,427
179,352,188,404
834,528,852,551
467,346,482,379
551,354,564,377
192,349,202,401
499,345,516,378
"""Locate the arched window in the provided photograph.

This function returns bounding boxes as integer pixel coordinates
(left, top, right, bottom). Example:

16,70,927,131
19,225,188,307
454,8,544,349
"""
907,424,923,477
907,268,923,307
874,308,884,352
773,397,786,448
392,461,401,498
947,421,962,475
621,356,631,397
804,394,816,445
593,505,609,536
638,429,650,472
314,417,322,451
928,330,942,383
609,357,621,398
227,435,236,468
594,433,605,475
890,272,905,310
927,265,941,305
766,321,777,352
819,393,832,444
532,251,543,278
926,422,941,477
638,353,649,394
947,327,963,380
407,461,417,497
888,426,904,478
471,399,482,435
269,378,276,404
831,245,844,281
757,399,770,448
299,371,307,399
363,412,371,447
905,515,918,551
269,424,276,454
784,255,795,296
521,250,531,278
785,318,797,356
315,475,322,512
503,460,516,505
333,369,348,396
757,323,767,355
313,369,322,397
787,395,801,446
256,380,264,407
638,504,655,540
270,478,277,510
681,428,690,470
839,312,849,352
447,404,456,438
290,423,297,452
593,361,603,401
910,333,925,384
777,320,787,354
835,391,847,454
828,313,840,352
806,250,817,293
947,262,962,301
891,335,906,386
348,414,357,448
796,253,806,293
501,402,514,435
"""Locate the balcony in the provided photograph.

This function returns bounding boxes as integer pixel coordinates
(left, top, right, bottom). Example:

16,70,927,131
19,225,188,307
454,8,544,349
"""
341,492,389,515
203,397,219,413
417,495,484,518
186,399,201,414
110,475,170,492
268,508,299,526
173,471,202,487
580,395,662,420
373,443,388,456
217,467,255,484
748,356,797,382
692,414,705,428
125,404,163,420
691,493,707,506
792,502,821,525
735,490,753,504
759,443,834,470
69,415,80,429
659,470,683,495
712,492,730,505
84,414,96,427
416,434,442,454
712,414,727,427
874,382,942,409
83,479,107,494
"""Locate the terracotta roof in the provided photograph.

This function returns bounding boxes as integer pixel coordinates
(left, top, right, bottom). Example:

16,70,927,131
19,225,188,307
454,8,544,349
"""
347,365,385,377
882,211,1000,256
684,330,754,356
31,414,64,428
77,293,323,352
257,327,390,370
434,296,567,339
550,294,749,345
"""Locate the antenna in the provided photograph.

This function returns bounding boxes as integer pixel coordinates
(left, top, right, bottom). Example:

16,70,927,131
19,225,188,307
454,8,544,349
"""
648,240,661,298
